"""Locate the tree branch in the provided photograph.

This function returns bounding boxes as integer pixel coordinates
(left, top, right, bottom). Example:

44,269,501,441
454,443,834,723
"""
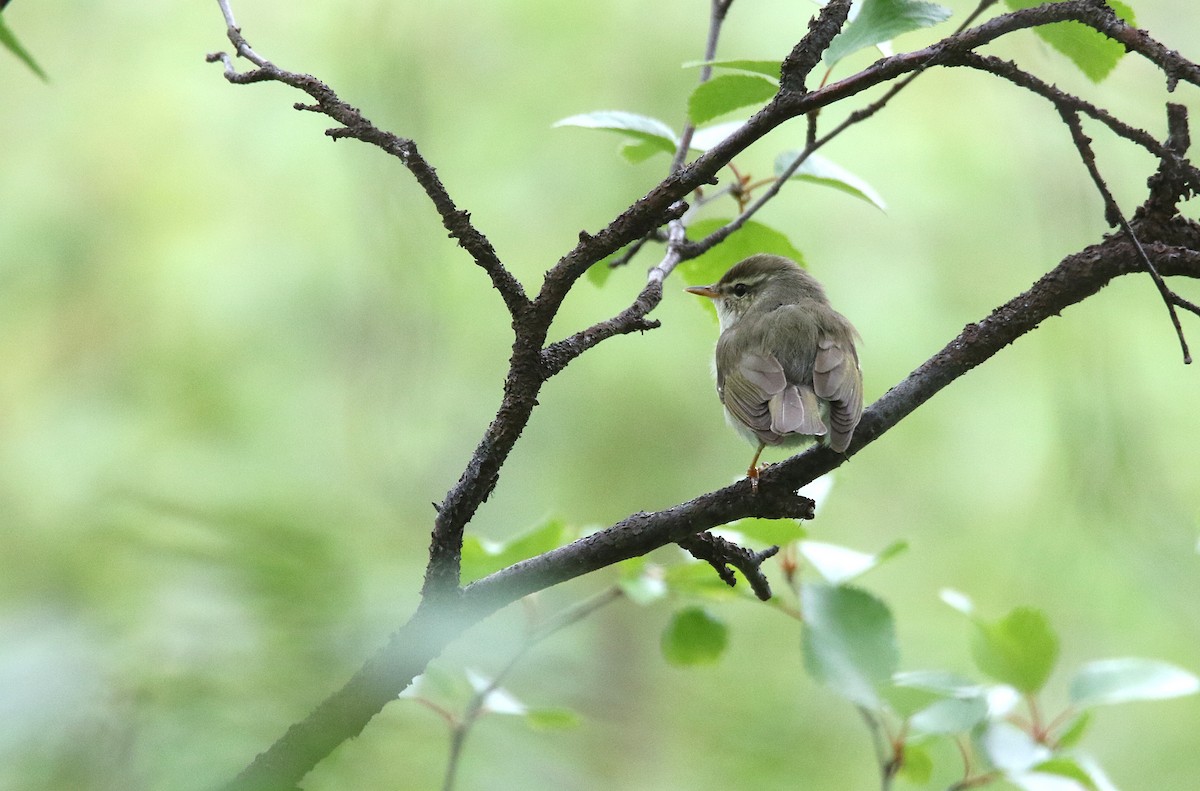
207,0,1200,788
205,1,529,319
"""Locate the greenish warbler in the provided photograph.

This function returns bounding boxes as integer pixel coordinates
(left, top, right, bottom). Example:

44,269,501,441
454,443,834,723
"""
686,254,863,488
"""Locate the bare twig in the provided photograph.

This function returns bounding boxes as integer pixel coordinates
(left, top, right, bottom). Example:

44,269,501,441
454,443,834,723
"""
441,587,624,791
676,532,782,601
206,2,529,320
1059,108,1193,363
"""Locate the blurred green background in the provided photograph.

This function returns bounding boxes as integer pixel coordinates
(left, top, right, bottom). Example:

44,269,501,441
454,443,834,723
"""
2,1,1198,789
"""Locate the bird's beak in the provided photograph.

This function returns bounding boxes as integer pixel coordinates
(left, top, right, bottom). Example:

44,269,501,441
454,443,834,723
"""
685,285,718,299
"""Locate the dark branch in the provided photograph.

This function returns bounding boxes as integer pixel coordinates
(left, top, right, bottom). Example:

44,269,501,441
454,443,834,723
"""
206,8,529,319
540,281,663,378
1059,109,1192,363
677,532,782,601
779,0,852,94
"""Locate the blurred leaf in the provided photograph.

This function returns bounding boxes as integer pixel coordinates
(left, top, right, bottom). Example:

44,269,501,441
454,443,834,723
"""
553,110,678,158
980,721,1052,775
619,138,669,164
909,696,989,735
680,218,806,288
893,669,984,697
801,583,898,708
898,741,934,785
882,683,942,717
1003,0,1135,82
524,706,582,731
730,517,806,546
826,0,952,66
1032,757,1100,791
466,668,526,715
775,151,887,211
460,517,575,584
586,260,615,287
687,74,778,126
618,558,669,606
0,15,47,81
1068,657,1200,707
970,606,1059,693
940,587,975,615
402,663,473,710
799,539,907,584
1053,711,1091,749
661,606,729,666
688,120,746,152
663,558,743,599
682,59,783,79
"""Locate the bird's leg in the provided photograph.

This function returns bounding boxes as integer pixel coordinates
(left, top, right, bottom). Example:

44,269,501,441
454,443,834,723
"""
747,442,766,494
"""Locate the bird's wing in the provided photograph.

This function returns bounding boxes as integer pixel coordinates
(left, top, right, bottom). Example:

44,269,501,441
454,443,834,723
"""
813,335,863,452
725,352,826,443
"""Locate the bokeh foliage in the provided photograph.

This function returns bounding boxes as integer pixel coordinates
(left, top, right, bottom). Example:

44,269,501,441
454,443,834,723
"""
2,1,1199,789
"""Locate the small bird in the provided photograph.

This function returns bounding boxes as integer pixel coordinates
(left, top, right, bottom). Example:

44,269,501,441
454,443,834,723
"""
686,254,863,489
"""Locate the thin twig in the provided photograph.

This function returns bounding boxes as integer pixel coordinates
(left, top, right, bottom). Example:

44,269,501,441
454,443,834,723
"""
441,587,625,791
1059,108,1193,363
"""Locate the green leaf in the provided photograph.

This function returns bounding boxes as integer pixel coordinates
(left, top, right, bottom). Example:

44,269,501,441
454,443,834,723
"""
799,539,907,585
1032,757,1099,791
586,260,615,287
775,151,887,211
524,706,582,731
682,58,783,80
980,721,1052,774
728,517,806,546
801,583,899,708
661,606,729,666
687,74,778,126
401,663,474,710
663,560,743,600
680,218,806,289
897,741,934,785
619,138,669,164
940,587,976,615
1003,0,1135,82
1053,711,1091,749
553,110,678,158
617,558,669,606
460,518,575,584
466,668,527,715
970,606,1059,693
826,0,952,66
909,696,989,735
893,669,984,697
1068,657,1200,707
688,120,747,153
0,14,48,81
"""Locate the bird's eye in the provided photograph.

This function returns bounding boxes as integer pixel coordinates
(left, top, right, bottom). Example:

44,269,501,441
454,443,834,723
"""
732,283,749,297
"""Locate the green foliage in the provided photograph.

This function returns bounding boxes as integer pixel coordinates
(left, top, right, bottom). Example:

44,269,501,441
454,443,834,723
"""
661,606,729,666
553,110,678,162
825,0,953,67
727,517,806,546
774,151,888,211
970,605,1060,693
687,73,778,125
680,218,807,287
798,538,907,585
0,14,46,81
682,59,783,80
1004,0,1136,82
460,518,576,584
801,583,899,708
1069,657,1200,707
